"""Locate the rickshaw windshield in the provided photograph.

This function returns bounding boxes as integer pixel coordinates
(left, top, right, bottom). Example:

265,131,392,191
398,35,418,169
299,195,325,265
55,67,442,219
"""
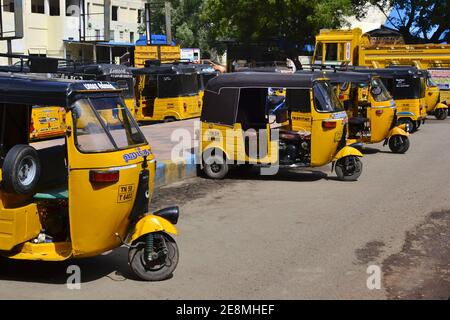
370,78,392,102
426,74,438,88
313,81,344,113
72,96,146,153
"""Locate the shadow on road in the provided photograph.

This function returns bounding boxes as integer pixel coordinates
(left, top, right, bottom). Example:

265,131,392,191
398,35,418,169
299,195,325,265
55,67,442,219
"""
0,247,141,285
216,167,329,182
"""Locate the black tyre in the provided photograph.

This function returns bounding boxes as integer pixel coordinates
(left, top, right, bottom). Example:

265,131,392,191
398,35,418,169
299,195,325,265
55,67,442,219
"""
202,154,229,179
388,135,410,154
129,232,179,281
435,108,448,120
164,117,176,123
397,118,416,133
335,156,363,181
2,145,41,194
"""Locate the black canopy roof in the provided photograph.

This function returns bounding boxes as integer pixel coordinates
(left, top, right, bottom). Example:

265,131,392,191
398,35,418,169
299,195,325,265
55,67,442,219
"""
297,70,374,84
59,63,133,78
348,66,424,78
0,72,121,107
205,72,321,93
132,63,197,76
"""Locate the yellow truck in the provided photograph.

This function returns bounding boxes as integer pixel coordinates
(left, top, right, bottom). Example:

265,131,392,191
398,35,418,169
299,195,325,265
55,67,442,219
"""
134,45,181,68
313,28,450,119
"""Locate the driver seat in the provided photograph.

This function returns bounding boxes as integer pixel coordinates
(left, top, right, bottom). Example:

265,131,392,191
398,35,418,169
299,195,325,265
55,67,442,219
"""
348,117,367,126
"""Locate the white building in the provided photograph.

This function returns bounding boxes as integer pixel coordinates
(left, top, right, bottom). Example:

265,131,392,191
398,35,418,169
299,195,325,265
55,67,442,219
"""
0,0,146,64
345,4,391,33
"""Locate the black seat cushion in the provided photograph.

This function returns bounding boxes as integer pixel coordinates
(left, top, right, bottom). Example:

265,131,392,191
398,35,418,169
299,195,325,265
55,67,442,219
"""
348,117,367,126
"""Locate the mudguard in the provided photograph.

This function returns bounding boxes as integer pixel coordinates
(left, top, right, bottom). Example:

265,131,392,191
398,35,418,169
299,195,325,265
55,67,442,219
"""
130,214,178,243
333,146,363,161
435,102,448,110
388,126,409,138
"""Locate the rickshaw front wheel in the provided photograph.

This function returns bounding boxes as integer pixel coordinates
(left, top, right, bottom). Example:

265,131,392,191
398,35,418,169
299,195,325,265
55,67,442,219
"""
129,232,179,281
388,135,410,154
335,156,363,181
435,108,448,120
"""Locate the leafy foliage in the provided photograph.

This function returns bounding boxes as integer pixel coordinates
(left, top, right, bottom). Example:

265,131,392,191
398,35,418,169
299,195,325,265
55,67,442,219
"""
353,0,450,43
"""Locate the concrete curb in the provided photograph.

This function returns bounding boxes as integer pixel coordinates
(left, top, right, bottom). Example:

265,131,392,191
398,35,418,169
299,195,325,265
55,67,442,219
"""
155,153,197,188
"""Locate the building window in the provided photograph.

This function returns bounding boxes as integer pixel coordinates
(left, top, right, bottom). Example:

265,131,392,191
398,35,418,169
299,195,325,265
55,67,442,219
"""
119,31,124,40
112,6,118,21
49,0,60,16
4,0,14,12
31,0,45,14
137,9,142,23
65,0,79,17
130,32,135,44
95,29,101,41
110,30,115,41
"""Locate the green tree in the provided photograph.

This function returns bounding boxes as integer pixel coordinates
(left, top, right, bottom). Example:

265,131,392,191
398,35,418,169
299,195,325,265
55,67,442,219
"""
201,0,357,53
353,0,450,43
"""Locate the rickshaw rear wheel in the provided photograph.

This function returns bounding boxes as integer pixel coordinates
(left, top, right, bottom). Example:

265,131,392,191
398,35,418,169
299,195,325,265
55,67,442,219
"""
397,118,416,133
435,108,448,120
129,232,179,281
164,117,177,123
2,145,41,194
202,154,229,179
388,135,410,154
335,156,363,181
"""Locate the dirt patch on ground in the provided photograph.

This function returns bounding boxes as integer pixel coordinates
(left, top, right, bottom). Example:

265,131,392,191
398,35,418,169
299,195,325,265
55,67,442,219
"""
382,210,450,299
150,177,236,210
355,241,385,264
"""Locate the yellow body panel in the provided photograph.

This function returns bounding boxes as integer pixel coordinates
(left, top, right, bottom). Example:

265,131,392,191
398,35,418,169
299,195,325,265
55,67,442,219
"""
441,90,450,105
366,101,396,143
0,193,41,251
388,126,409,138
426,85,441,113
136,95,201,122
130,215,178,243
6,242,72,261
309,111,347,167
395,98,424,121
201,122,278,164
65,111,156,257
134,45,181,68
333,146,363,161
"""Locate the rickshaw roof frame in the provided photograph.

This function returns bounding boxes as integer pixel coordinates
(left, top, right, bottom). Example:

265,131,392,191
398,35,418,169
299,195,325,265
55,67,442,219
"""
58,63,133,79
201,72,328,126
308,70,375,84
348,66,425,79
0,72,122,108
205,72,323,94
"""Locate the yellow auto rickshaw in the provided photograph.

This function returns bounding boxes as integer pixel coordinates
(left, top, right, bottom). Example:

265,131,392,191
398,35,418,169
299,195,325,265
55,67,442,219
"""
133,62,201,122
355,67,427,132
423,70,448,120
0,72,179,281
199,72,364,181
323,71,410,153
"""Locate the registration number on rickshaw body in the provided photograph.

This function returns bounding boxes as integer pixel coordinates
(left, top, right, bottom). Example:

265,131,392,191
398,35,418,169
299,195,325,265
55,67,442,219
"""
118,184,135,203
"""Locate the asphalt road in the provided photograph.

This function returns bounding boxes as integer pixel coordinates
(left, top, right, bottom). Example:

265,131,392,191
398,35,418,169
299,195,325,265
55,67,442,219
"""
1,118,450,299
